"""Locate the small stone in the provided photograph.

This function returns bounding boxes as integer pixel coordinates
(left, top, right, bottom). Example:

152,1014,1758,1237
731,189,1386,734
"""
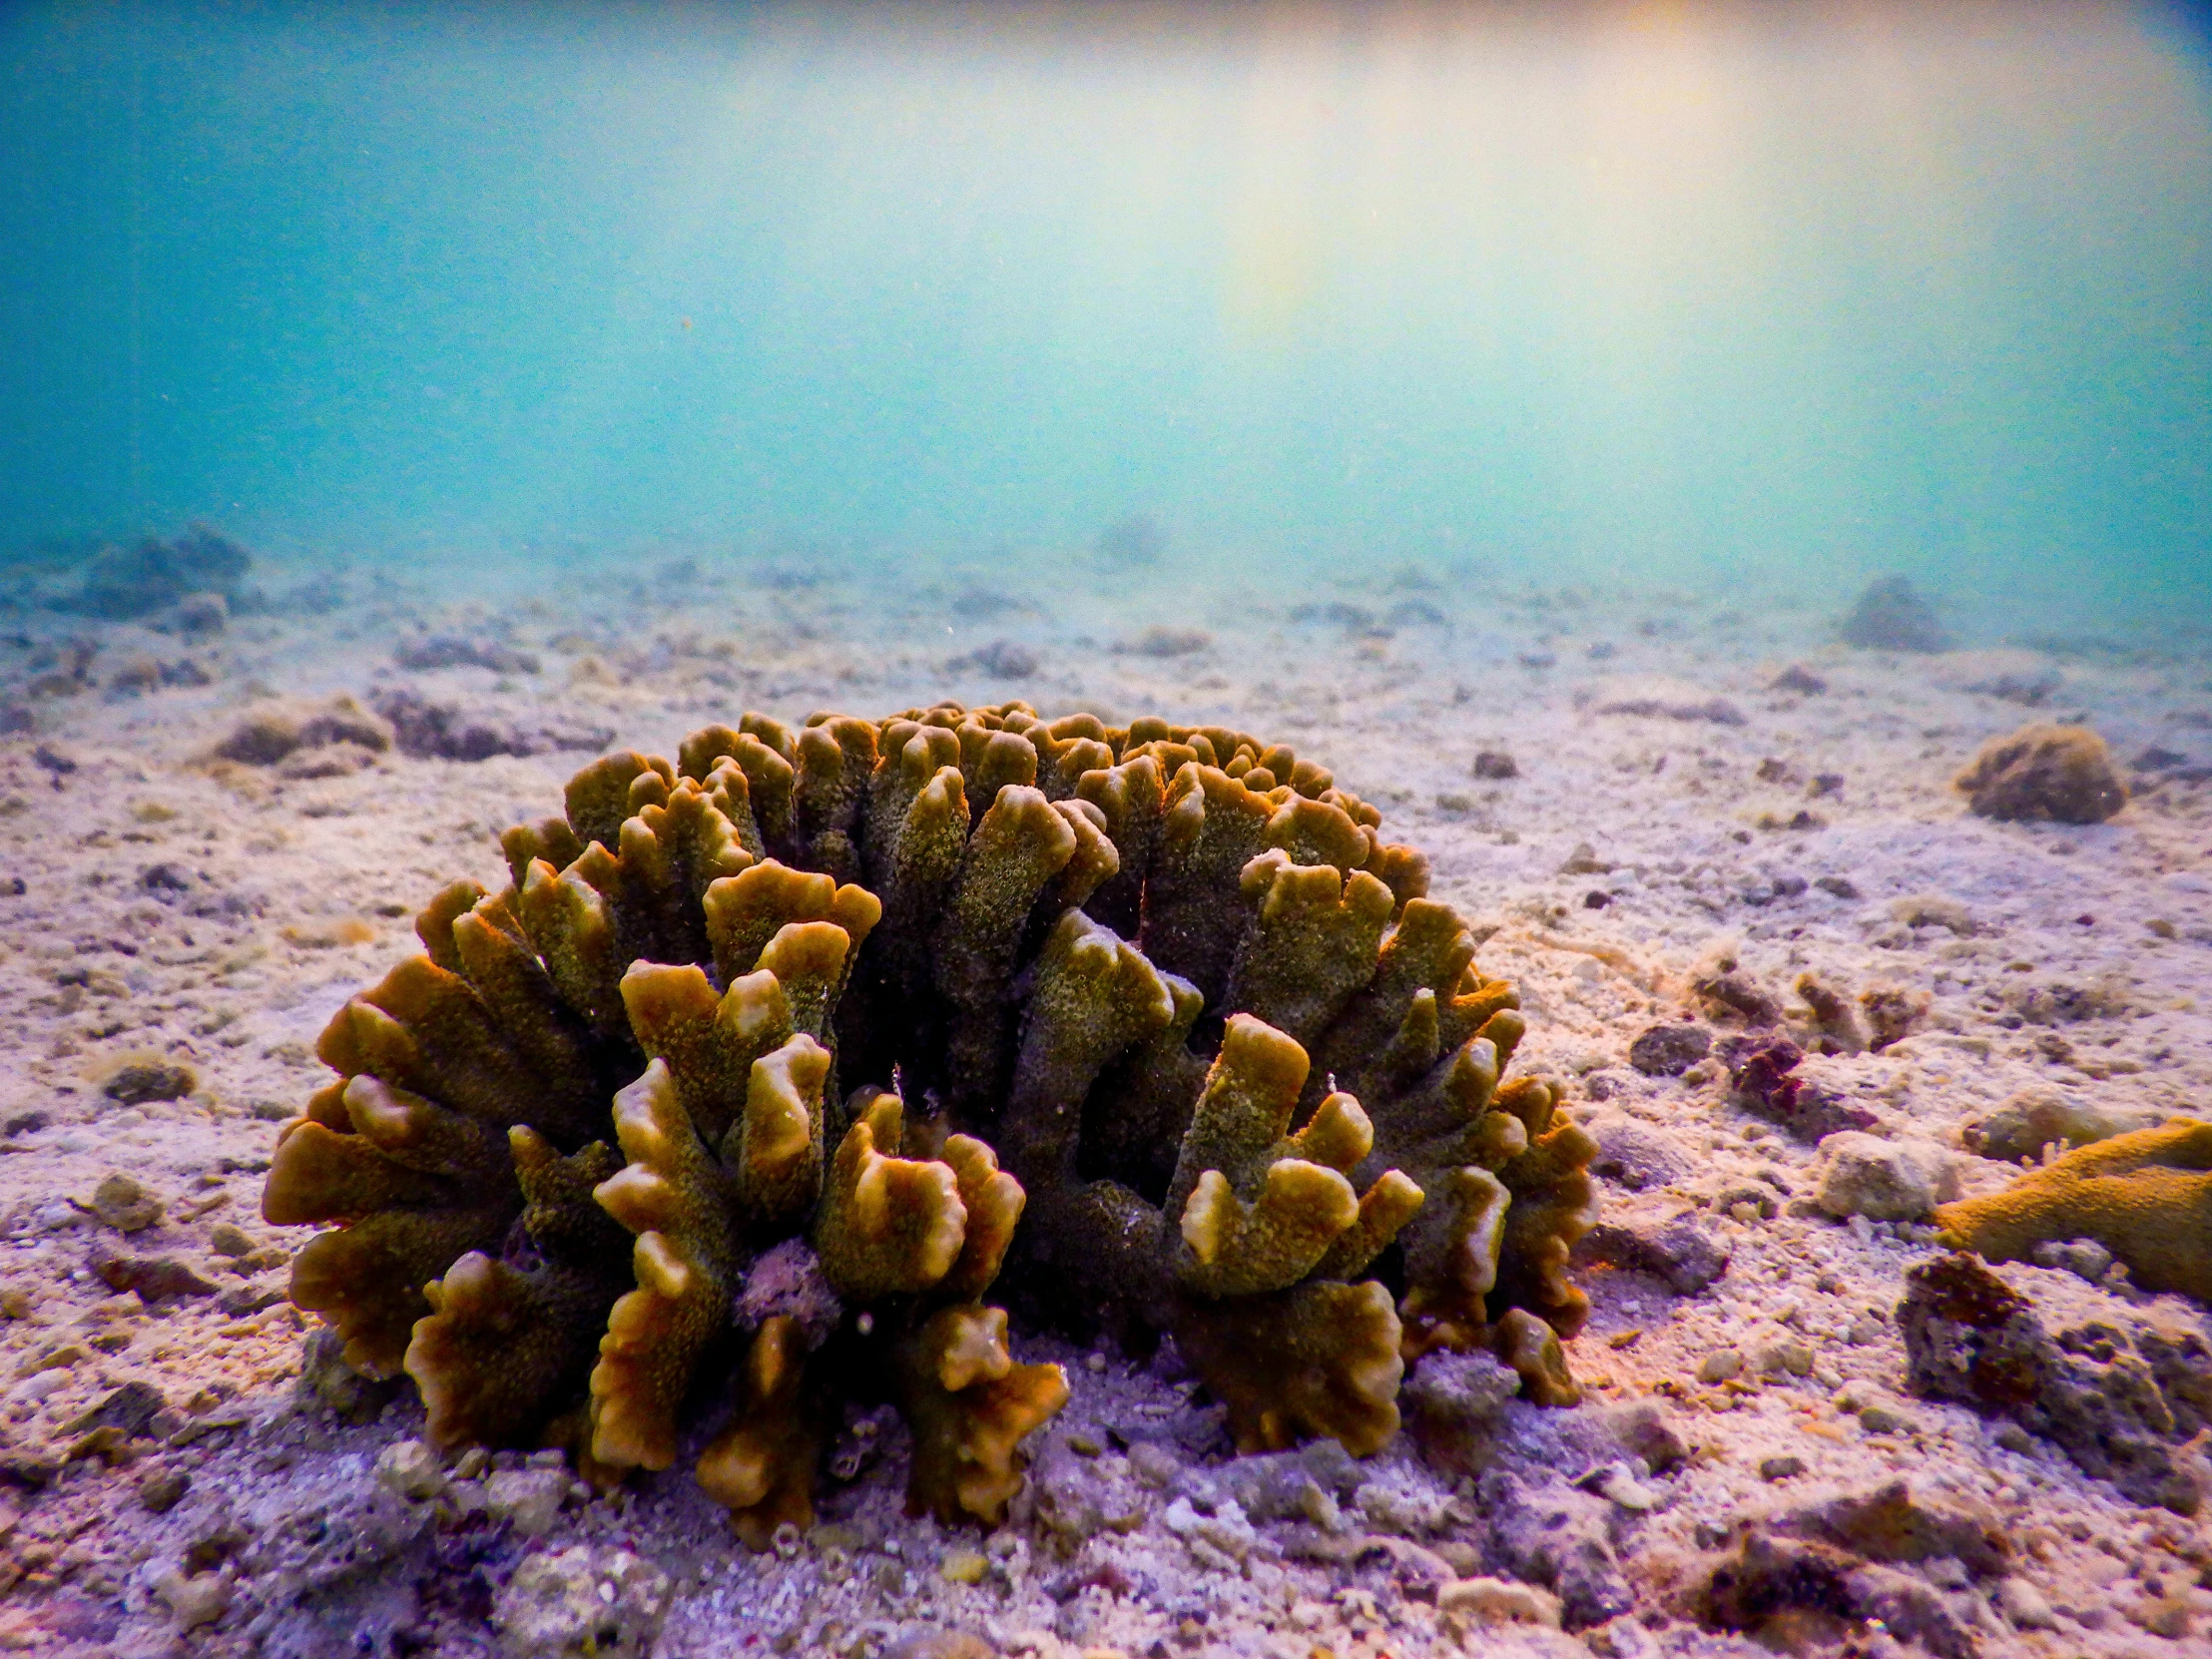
493,1546,672,1659
1126,1441,1180,1488
2130,1596,2194,1639
140,1465,191,1512
101,1061,198,1105
1995,1577,2056,1631
1574,1208,1731,1297
68,1380,166,1438
1436,1576,1563,1628
208,1223,256,1258
1697,1349,1744,1384
1471,751,1519,781
1770,665,1828,695
89,1242,219,1301
90,1172,164,1232
1628,1023,1711,1079
157,1567,233,1630
1812,1133,1956,1222
1757,1341,1816,1378
297,1327,398,1422
1591,1461,1659,1511
883,1634,996,1659
1841,576,1949,653
376,1438,449,1501
938,1548,988,1585
485,1466,568,1536
1858,1402,1915,1434
1760,1456,1807,1481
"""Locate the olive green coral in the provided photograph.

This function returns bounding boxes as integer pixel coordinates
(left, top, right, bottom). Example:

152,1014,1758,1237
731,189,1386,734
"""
265,700,1593,1539
1937,1119,2212,1304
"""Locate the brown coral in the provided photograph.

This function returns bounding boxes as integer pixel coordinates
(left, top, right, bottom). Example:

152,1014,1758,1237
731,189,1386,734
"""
265,701,1590,1537
1936,1119,2212,1305
1953,722,2126,825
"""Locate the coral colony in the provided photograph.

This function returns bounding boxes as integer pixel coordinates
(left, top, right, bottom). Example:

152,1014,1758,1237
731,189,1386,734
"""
263,703,1600,1544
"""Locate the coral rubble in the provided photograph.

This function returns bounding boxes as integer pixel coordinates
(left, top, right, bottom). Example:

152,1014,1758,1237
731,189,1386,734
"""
1952,721,2127,825
1899,1252,2212,1513
1936,1118,2212,1304
264,702,1589,1538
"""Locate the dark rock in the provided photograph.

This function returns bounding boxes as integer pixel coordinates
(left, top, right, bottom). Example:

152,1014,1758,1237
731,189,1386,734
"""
68,1380,166,1438
1690,962,1782,1027
1219,1438,1361,1519
1627,1024,1709,1078
1574,1206,1730,1296
1582,1110,1693,1192
1113,626,1210,658
101,1060,197,1103
1716,1036,1878,1142
369,688,613,763
957,639,1038,679
1702,1529,1974,1659
219,1282,288,1318
1759,1455,1805,1481
1094,513,1166,568
32,743,76,777
1840,576,1950,653
1479,1471,1636,1631
1899,1253,2212,1513
67,526,252,620
175,591,229,637
1596,694,1747,727
1471,750,1519,781
0,1450,60,1490
1403,1349,1520,1476
1779,1478,2009,1578
5,1110,49,1136
1963,667,2062,706
392,635,540,675
1812,874,1859,898
141,1464,192,1512
1603,1401,1688,1473
299,1327,399,1423
1769,665,1828,695
88,1242,218,1300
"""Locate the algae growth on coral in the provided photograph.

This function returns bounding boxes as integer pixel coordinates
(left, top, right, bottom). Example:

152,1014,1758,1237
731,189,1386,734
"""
263,701,1596,1541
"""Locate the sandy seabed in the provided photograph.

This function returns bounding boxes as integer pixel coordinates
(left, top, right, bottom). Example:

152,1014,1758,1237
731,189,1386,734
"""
1,548,2209,1659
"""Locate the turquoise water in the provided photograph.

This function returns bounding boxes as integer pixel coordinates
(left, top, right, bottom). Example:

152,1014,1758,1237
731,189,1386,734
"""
4,2,2208,637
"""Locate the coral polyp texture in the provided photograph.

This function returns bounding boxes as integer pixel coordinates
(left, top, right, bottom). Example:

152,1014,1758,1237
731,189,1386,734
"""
264,701,1593,1537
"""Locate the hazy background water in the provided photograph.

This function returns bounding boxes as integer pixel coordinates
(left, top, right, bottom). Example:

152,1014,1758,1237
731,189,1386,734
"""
3,1,2208,638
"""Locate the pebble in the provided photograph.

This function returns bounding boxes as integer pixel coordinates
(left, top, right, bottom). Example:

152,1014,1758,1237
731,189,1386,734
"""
1436,1576,1563,1629
1995,1577,2057,1630
375,1438,448,1502
100,1061,197,1105
1628,1024,1711,1078
1697,1349,1744,1384
1760,1455,1807,1482
89,1172,163,1233
493,1545,672,1659
139,1465,191,1512
938,1547,988,1585
1812,1133,1956,1222
208,1223,256,1258
485,1467,568,1536
156,1566,233,1630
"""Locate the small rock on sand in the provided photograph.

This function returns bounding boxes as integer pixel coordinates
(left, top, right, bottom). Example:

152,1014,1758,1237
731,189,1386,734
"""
1954,722,2127,825
1841,576,1950,653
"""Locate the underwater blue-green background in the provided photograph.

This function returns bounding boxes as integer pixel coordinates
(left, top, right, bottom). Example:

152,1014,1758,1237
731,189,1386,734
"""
3,1,2208,633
